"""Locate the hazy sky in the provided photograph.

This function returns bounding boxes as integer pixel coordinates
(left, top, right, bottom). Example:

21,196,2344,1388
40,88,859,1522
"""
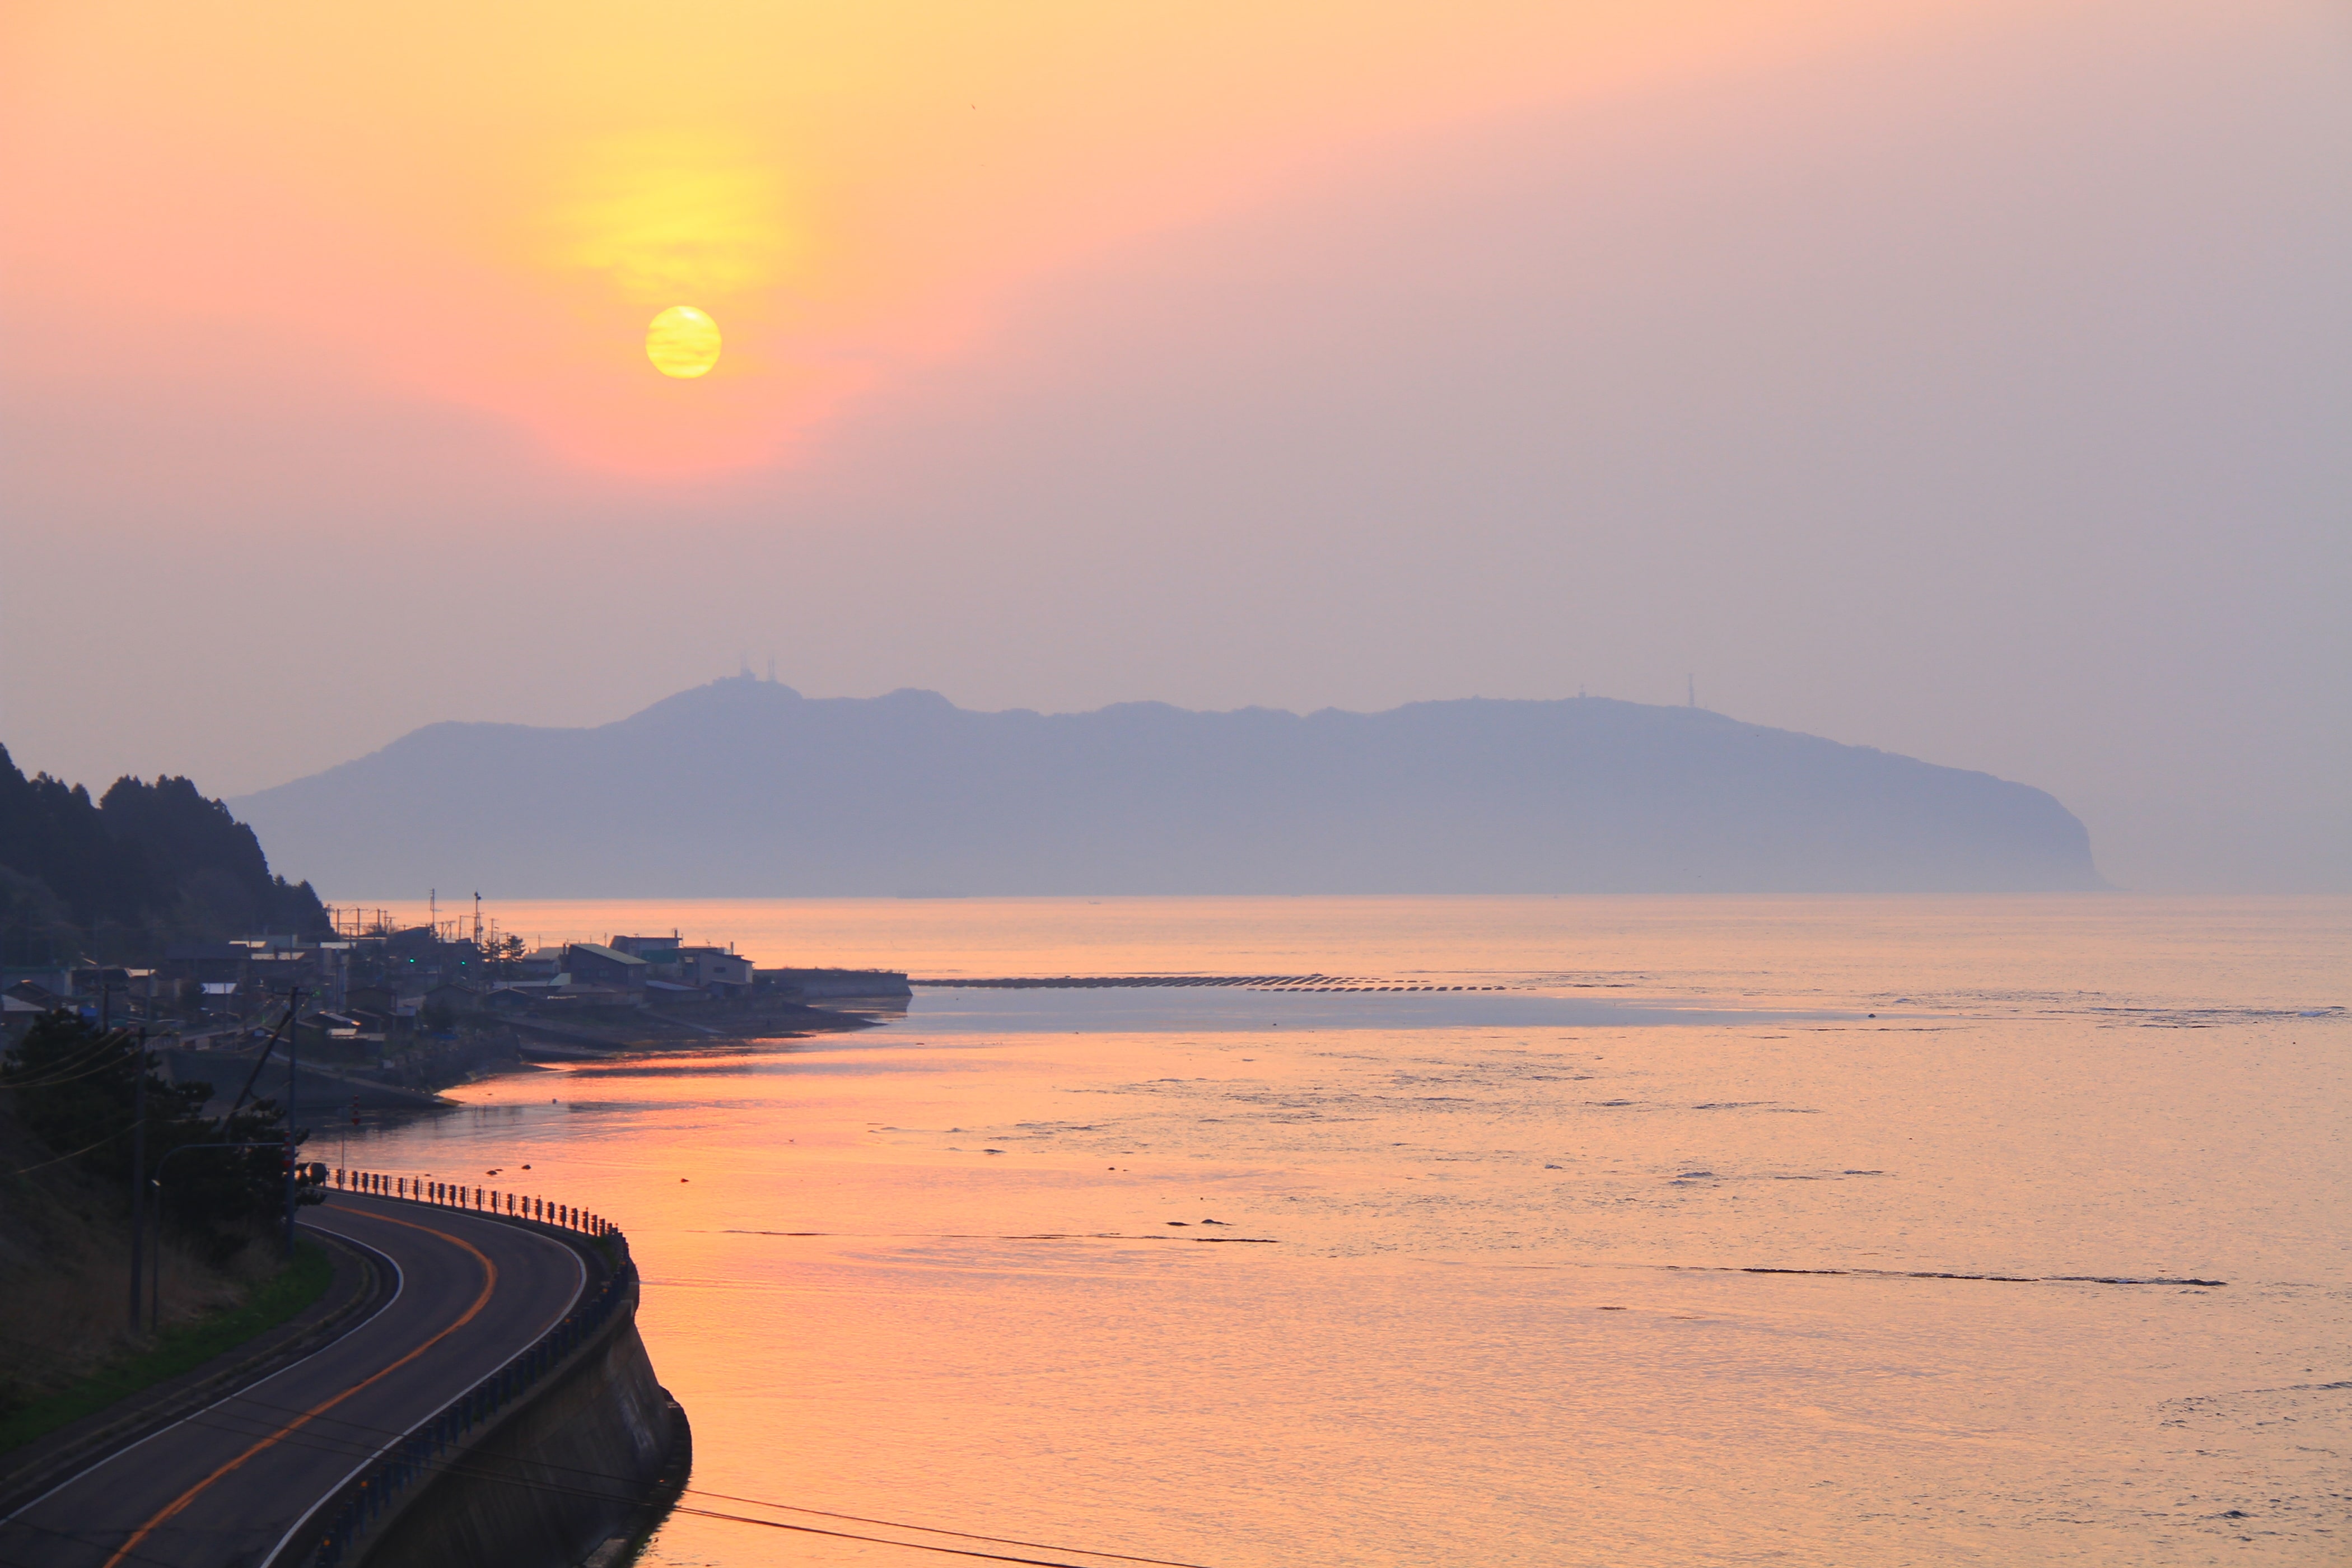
3,0,2346,892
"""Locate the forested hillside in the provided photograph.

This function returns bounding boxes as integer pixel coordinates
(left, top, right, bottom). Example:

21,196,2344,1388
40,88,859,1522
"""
0,745,326,964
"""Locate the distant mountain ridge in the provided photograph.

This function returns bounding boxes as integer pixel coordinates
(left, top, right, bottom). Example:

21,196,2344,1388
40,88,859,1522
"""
230,680,2105,897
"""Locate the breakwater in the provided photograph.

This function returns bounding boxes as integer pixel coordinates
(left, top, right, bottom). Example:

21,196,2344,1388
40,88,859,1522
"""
912,973,1509,991
296,1175,687,1568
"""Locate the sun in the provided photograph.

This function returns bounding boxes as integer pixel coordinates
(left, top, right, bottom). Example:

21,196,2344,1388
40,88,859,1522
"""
646,306,722,378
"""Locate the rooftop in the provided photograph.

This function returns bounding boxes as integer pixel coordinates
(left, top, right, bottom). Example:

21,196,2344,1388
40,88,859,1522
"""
567,942,649,967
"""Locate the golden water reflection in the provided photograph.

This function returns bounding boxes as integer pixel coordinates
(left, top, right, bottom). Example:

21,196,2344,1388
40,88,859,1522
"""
354,897,2349,1565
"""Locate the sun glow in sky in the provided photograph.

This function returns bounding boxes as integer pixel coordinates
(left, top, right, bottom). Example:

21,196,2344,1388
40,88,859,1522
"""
4,0,2345,893
646,308,724,380
3,0,1952,475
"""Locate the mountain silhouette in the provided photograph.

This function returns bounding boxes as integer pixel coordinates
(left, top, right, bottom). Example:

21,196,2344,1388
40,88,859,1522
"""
230,679,2106,897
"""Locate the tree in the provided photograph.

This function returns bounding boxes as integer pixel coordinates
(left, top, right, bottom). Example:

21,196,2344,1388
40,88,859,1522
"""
1,1011,319,1260
99,774,330,937
0,744,330,962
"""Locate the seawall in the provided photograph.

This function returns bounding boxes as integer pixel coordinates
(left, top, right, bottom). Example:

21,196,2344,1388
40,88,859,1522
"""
360,1288,678,1568
294,1202,689,1568
161,1049,456,1115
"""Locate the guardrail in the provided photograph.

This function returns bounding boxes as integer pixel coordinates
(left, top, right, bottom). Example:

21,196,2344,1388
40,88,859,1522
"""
332,1168,613,1238
304,1170,633,1568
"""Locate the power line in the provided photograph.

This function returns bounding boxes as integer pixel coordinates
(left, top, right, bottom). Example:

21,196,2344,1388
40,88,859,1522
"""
3,1052,144,1090
37,1394,1228,1568
0,1026,138,1088
0,1511,207,1568
669,1504,1169,1567
690,1491,1218,1568
7,1120,137,1175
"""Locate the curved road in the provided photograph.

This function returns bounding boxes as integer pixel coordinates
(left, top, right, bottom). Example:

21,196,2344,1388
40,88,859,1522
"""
0,1193,585,1568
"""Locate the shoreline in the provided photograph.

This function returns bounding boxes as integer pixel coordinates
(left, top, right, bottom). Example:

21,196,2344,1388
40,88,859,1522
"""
158,998,889,1114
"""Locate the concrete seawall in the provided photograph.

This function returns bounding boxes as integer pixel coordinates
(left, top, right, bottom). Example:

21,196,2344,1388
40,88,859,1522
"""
295,1221,689,1568
160,1049,458,1114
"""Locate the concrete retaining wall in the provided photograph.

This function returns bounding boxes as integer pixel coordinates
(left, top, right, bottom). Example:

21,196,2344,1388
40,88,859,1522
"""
358,1296,678,1568
290,1221,689,1568
160,1049,454,1114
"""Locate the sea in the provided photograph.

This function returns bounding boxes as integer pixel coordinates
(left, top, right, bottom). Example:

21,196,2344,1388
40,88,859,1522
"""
340,895,2348,1566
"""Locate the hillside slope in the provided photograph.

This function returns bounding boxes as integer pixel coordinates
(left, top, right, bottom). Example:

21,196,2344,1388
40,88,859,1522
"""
0,748,328,963
231,680,2106,897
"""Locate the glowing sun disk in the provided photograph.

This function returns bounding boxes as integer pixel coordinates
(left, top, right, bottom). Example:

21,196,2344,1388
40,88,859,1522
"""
647,306,722,377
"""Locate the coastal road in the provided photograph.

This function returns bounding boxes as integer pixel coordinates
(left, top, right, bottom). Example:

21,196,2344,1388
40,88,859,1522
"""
0,1194,586,1568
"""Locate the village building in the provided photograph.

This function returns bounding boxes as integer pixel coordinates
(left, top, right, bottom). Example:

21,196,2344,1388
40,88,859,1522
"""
563,942,650,990
422,981,482,1016
678,946,754,995
609,935,682,965
516,948,567,981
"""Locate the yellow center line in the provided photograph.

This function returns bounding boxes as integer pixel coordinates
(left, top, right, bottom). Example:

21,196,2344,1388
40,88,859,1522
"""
100,1205,500,1568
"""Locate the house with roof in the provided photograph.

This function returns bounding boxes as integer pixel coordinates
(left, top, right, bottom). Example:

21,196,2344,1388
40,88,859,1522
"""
563,942,649,990
422,982,483,1015
609,934,680,966
5,979,66,1010
678,946,754,995
3,991,47,1042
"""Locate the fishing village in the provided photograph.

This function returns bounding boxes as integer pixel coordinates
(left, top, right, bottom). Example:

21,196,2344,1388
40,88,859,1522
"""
4,901,909,1116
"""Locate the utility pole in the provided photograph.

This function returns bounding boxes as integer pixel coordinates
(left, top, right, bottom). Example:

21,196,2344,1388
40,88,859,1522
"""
151,1140,282,1331
128,1026,147,1332
282,986,303,1259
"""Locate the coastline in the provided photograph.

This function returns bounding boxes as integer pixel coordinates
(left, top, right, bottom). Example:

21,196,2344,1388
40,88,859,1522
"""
159,998,886,1117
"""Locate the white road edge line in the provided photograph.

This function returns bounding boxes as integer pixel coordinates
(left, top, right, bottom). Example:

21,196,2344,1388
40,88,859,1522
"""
0,1221,407,1528
257,1202,589,1568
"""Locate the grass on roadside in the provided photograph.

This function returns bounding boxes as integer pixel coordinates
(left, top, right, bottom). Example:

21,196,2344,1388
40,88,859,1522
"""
0,1239,335,1455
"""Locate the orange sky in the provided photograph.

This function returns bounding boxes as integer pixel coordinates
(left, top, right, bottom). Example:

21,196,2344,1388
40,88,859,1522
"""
6,0,1959,474
9,1,2342,895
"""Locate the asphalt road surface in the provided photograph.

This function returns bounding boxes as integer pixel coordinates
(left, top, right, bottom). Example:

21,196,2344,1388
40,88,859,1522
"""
0,1194,585,1568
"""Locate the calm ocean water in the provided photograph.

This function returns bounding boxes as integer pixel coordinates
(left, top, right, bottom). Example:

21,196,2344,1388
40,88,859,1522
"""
347,896,2348,1565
